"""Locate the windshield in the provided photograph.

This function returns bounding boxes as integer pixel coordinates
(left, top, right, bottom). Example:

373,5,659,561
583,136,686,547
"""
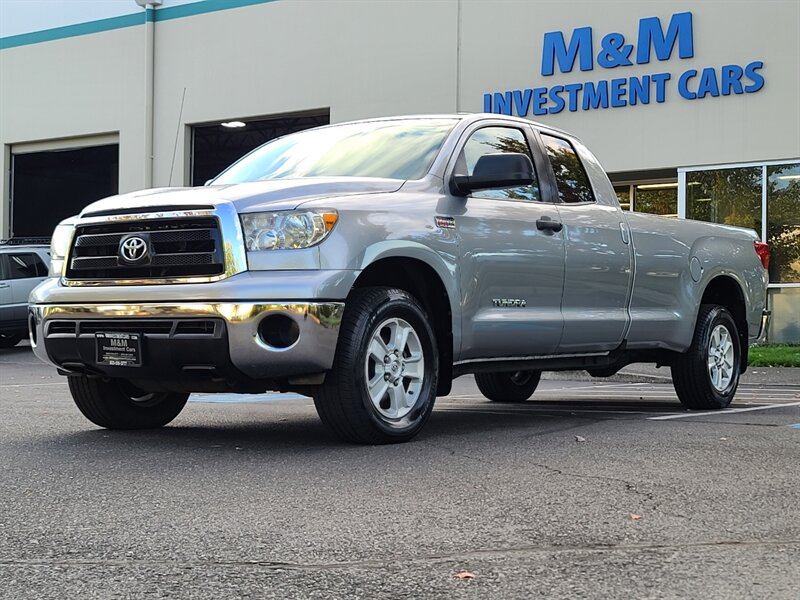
211,118,457,184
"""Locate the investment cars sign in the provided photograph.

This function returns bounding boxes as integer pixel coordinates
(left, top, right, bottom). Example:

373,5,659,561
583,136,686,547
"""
483,12,765,115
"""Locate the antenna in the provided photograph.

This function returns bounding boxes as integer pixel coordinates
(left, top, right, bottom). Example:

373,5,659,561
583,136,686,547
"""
169,87,187,186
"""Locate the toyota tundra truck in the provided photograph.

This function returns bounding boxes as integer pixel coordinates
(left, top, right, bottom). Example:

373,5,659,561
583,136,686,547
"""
29,114,770,444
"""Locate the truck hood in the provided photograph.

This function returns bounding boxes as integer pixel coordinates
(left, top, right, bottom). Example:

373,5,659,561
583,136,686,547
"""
79,177,405,217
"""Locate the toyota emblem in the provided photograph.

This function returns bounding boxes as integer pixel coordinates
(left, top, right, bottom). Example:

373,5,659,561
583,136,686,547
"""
119,236,149,263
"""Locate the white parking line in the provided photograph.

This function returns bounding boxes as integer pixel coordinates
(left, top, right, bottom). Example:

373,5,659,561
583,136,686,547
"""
4,382,65,388
648,401,800,420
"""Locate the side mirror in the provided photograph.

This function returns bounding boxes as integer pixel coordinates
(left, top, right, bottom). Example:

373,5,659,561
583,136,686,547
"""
450,152,535,196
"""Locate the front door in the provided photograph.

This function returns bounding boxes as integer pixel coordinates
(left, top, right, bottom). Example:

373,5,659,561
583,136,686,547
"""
452,124,565,360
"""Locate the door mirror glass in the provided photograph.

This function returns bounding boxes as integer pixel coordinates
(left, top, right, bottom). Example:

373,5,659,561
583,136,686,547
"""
451,153,535,196
450,126,539,200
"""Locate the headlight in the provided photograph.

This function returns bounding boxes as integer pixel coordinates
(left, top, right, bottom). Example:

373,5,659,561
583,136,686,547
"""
49,219,76,276
240,209,338,251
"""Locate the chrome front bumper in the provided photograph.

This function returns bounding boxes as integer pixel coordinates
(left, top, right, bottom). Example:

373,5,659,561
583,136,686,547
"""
29,301,344,380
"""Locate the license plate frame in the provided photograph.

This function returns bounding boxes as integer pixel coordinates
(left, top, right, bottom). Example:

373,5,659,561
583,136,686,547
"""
95,332,142,367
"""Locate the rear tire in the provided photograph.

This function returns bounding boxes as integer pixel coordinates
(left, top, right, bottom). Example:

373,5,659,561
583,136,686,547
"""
314,287,438,444
68,375,189,429
0,333,23,348
475,370,542,403
671,305,741,410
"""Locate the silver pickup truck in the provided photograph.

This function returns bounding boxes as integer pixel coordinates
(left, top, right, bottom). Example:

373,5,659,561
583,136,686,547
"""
30,114,770,443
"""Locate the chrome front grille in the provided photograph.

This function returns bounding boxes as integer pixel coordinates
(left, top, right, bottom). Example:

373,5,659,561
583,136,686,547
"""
65,217,225,280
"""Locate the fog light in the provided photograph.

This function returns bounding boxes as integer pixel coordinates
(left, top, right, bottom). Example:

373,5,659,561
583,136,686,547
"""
258,315,300,349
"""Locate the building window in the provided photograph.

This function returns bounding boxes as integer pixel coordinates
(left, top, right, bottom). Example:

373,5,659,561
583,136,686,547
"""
633,182,678,216
767,163,800,284
686,167,762,232
613,185,631,210
612,181,677,216
680,159,800,343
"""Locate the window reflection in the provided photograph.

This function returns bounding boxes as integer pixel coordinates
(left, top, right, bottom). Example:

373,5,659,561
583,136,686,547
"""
634,183,678,216
767,163,800,283
687,167,762,232
212,119,457,184
613,185,631,210
541,134,595,204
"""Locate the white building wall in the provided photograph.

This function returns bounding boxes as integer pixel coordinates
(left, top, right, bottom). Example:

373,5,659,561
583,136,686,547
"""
150,0,459,187
0,25,148,234
458,0,800,172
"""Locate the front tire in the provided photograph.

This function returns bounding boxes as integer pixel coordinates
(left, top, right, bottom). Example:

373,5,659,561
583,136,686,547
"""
671,305,741,410
314,287,438,444
475,370,542,403
68,376,189,429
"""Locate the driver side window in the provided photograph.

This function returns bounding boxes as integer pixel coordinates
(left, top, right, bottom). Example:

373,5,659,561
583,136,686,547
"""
456,127,541,202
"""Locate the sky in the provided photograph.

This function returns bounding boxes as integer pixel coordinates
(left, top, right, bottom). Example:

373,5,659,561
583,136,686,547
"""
0,0,202,38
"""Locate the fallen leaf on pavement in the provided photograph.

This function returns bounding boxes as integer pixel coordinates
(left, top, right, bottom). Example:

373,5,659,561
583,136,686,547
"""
575,435,587,443
630,513,642,521
454,571,476,580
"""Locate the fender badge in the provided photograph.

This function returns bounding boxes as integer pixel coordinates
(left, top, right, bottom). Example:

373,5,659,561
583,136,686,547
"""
492,298,527,308
435,216,455,229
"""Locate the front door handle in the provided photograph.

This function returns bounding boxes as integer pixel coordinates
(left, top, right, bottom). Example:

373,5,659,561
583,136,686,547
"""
0,282,9,289
536,218,563,233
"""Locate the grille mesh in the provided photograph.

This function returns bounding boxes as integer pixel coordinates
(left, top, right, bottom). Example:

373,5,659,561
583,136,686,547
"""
66,218,224,280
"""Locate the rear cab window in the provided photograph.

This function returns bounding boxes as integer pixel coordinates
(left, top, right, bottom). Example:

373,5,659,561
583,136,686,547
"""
540,134,596,204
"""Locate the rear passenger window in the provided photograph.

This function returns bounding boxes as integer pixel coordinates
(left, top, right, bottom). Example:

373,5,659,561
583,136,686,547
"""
541,134,595,204
5,253,47,279
456,127,541,202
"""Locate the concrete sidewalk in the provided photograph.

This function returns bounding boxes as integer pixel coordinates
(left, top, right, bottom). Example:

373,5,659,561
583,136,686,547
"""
543,363,800,386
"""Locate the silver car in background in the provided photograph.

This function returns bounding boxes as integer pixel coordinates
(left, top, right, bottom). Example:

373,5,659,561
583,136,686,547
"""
0,240,49,347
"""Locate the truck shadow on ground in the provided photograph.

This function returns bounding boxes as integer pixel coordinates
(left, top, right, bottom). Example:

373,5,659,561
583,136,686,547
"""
28,398,686,458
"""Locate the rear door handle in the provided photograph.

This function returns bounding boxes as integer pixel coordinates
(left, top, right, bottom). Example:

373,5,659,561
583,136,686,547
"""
0,283,9,289
536,218,563,233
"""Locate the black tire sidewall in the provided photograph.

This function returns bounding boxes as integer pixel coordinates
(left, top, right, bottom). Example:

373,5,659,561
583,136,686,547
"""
475,370,541,402
0,333,23,348
353,292,438,439
69,375,188,429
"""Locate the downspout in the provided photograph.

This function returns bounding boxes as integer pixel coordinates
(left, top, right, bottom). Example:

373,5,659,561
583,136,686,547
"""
136,0,162,188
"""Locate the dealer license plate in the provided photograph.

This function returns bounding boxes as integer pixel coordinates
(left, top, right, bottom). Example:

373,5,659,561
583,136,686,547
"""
95,332,142,367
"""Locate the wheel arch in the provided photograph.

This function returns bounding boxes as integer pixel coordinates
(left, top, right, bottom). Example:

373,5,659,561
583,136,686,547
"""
351,253,455,396
698,274,749,372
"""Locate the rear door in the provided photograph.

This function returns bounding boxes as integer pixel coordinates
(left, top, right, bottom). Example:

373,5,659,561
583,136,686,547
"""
537,133,633,353
450,123,566,360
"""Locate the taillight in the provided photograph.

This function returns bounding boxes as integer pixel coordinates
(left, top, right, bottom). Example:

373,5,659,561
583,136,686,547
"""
754,241,770,270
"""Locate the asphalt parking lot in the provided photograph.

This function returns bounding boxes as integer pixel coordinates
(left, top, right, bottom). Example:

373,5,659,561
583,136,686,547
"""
1,344,799,599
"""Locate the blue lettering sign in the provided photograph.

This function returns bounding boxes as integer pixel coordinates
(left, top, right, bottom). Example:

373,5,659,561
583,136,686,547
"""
583,81,609,110
696,67,721,98
485,12,764,116
636,12,694,64
678,69,697,99
629,75,650,105
610,78,627,107
548,85,566,114
720,65,744,95
541,27,593,75
744,61,764,93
